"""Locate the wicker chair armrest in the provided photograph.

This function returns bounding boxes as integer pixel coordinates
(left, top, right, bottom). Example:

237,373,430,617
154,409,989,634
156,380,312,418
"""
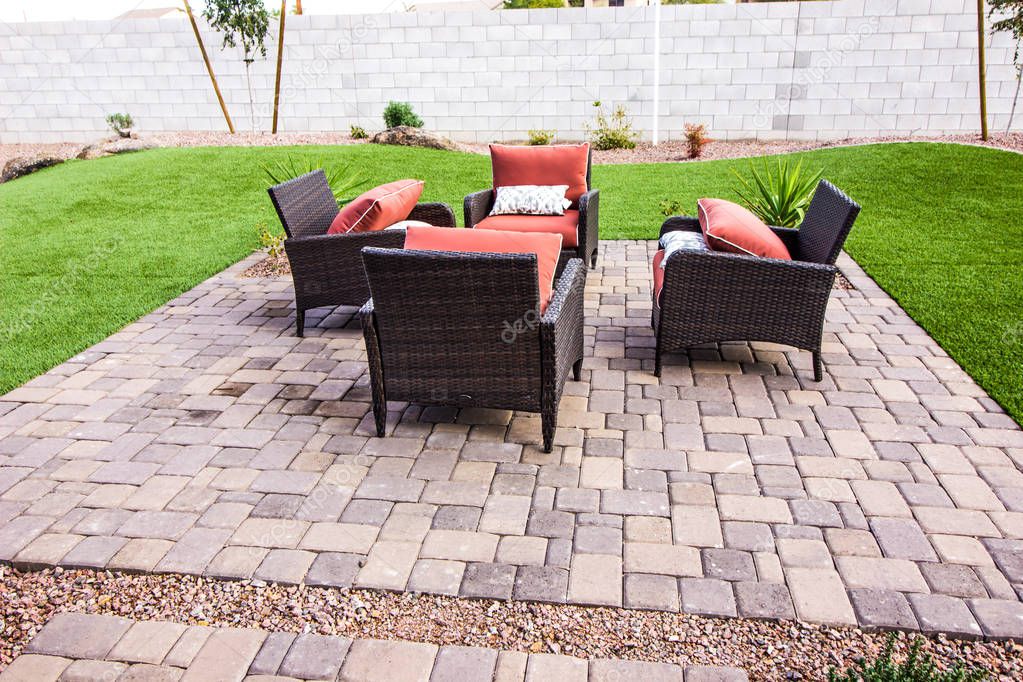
577,189,599,256
769,225,801,256
464,189,494,228
409,202,456,227
285,229,405,254
659,216,701,238
541,258,586,390
663,249,837,303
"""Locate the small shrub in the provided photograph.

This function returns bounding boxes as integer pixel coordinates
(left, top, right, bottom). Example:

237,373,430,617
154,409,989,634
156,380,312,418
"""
261,156,368,205
257,222,284,258
659,199,685,217
383,101,424,129
587,101,637,151
527,129,556,145
106,113,134,138
349,124,369,140
828,634,987,682
684,122,710,158
733,157,824,228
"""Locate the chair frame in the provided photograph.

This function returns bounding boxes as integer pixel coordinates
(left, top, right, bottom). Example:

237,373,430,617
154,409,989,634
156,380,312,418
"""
360,249,586,452
652,180,861,381
463,150,599,269
267,170,456,336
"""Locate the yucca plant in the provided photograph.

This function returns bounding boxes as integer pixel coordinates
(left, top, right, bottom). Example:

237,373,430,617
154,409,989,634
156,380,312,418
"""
734,157,824,228
828,634,987,682
261,157,368,206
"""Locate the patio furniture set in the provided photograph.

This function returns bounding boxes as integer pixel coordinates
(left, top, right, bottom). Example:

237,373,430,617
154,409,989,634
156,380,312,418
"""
268,144,860,452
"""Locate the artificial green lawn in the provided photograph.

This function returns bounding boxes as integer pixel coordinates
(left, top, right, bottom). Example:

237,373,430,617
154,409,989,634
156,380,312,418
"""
1,142,1021,423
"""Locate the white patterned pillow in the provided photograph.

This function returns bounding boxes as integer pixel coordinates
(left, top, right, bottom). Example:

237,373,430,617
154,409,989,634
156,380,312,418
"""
490,185,570,216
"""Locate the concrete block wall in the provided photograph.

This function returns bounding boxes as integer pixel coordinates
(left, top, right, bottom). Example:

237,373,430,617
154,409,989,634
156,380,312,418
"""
0,0,1019,143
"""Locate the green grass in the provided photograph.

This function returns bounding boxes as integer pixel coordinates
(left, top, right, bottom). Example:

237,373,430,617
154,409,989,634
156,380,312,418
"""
1,142,1021,424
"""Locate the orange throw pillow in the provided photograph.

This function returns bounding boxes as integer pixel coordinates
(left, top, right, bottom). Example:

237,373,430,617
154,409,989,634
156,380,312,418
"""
403,225,562,312
490,144,589,206
327,179,424,235
697,198,791,260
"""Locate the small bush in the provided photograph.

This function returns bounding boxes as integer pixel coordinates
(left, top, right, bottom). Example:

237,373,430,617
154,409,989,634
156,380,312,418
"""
829,635,987,682
587,101,637,151
106,113,134,138
527,129,556,145
684,122,710,158
257,222,284,258
383,101,424,129
659,199,685,217
349,124,369,140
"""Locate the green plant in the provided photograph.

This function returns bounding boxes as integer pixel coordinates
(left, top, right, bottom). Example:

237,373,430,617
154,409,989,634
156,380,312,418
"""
829,635,987,682
587,101,637,151
733,157,824,228
503,0,564,7
383,101,424,129
203,0,270,132
659,199,685,217
350,124,369,140
261,156,368,205
105,113,134,138
527,129,556,145
257,222,284,258
684,122,710,158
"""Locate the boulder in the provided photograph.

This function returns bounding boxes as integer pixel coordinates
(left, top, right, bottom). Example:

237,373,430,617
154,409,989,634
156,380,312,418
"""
371,126,462,152
76,137,155,160
0,155,64,183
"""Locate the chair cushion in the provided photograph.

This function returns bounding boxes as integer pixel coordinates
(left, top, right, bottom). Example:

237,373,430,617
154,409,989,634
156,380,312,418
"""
491,143,589,207
474,211,580,248
652,249,666,303
697,198,791,260
404,225,562,312
327,179,424,235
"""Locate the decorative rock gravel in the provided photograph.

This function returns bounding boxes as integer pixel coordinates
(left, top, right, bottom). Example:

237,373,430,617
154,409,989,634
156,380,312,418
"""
1,566,1021,681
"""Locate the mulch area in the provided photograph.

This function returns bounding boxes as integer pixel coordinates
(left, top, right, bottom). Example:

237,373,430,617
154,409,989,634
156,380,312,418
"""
2,566,1020,681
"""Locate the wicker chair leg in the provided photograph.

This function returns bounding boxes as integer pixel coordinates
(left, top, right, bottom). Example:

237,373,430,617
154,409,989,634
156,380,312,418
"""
295,309,305,337
371,388,387,437
590,249,598,268
812,351,823,382
572,359,582,382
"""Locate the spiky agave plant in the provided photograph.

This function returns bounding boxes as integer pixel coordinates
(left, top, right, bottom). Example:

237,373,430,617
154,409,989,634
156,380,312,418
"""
733,157,824,228
261,157,368,206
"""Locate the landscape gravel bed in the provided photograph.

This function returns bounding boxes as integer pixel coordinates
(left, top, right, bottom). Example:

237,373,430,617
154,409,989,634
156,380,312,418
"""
2,131,1021,172
1,566,1019,681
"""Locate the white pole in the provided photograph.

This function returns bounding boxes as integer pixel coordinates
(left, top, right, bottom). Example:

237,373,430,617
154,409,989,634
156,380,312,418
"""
652,0,661,146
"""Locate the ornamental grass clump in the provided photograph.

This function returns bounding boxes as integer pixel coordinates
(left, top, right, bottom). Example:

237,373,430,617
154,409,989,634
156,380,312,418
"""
828,635,988,682
734,157,823,228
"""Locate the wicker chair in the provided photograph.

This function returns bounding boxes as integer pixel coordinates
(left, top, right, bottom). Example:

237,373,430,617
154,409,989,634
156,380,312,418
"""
360,249,586,452
652,180,861,381
463,150,599,269
267,170,456,336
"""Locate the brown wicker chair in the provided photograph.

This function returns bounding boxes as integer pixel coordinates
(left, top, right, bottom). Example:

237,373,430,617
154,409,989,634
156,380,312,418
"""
463,149,599,269
652,180,861,381
360,249,586,452
267,170,456,336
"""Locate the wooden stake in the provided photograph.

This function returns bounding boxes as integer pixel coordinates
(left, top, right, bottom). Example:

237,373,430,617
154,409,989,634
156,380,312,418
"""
295,0,303,14
978,0,989,141
272,0,287,134
183,0,234,134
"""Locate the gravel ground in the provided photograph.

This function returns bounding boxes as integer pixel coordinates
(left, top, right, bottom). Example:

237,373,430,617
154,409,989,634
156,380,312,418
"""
3,131,1021,171
1,566,1019,680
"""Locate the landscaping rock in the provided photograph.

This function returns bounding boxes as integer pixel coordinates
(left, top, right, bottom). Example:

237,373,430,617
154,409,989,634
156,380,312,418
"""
76,137,155,160
372,126,462,152
0,154,63,183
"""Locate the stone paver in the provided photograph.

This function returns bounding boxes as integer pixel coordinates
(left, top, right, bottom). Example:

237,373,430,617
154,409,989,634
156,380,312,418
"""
0,246,1022,637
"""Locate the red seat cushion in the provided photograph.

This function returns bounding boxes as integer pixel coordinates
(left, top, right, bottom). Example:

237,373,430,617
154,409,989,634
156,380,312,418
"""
403,226,562,312
652,249,665,302
474,211,579,248
327,179,424,235
697,198,791,260
490,144,589,207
